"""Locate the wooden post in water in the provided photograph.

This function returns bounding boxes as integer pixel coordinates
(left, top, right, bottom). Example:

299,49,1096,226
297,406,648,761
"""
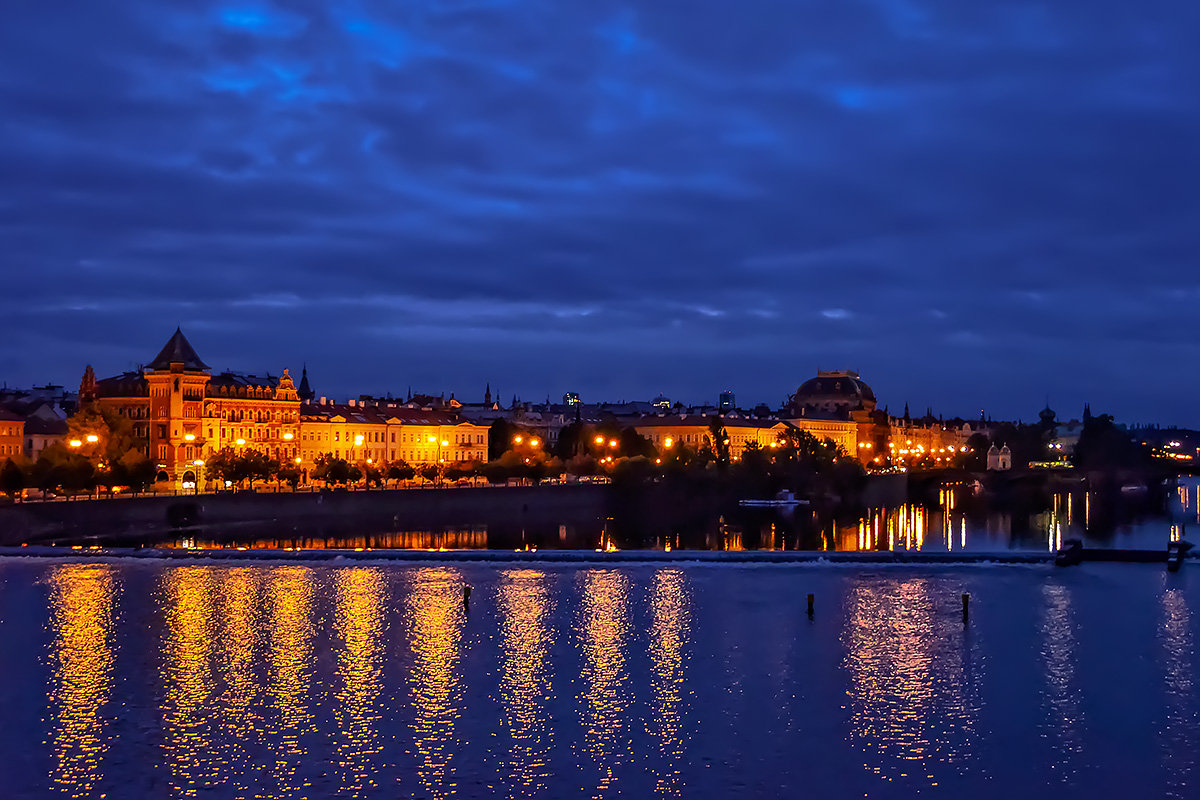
807,593,815,619
463,584,472,610
962,593,969,624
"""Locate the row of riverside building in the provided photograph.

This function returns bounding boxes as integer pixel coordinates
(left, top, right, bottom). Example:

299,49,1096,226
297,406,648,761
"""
4,328,1012,488
79,329,489,485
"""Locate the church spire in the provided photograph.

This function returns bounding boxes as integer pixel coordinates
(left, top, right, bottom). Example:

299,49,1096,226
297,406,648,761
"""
297,364,314,401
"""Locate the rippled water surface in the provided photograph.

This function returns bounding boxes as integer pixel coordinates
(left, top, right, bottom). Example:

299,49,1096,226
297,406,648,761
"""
1,559,1197,799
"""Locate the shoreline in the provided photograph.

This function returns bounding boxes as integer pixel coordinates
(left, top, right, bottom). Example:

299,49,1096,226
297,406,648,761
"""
0,545,1063,566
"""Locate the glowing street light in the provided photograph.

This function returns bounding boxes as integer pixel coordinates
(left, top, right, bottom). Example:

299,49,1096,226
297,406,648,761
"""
236,438,246,446
595,435,605,445
665,437,674,448
609,439,618,448
283,432,294,440
530,438,540,447
68,439,82,448
85,434,99,443
514,435,524,444
183,433,195,441
294,457,302,464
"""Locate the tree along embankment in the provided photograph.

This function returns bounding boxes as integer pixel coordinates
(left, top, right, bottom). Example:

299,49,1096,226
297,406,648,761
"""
0,484,608,546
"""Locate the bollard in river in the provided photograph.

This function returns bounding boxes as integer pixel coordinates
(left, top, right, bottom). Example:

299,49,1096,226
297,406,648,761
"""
463,585,472,609
807,593,814,619
962,593,969,624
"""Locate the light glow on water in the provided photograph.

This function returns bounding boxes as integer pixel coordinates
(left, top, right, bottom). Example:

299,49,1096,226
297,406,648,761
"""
334,568,387,797
843,578,979,788
577,570,633,798
13,560,1198,799
266,566,316,796
496,569,555,797
48,564,117,799
406,567,466,800
161,566,220,797
648,569,690,798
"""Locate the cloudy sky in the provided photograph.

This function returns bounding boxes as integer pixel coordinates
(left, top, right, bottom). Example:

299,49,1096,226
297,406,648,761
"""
1,1,1196,424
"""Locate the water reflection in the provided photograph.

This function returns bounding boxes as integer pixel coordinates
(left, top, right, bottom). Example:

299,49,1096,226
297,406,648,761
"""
266,566,316,796
496,569,555,797
406,567,467,800
576,570,633,798
161,566,220,797
332,568,387,797
1158,583,1196,798
1039,583,1083,782
217,567,264,796
842,579,979,788
47,564,117,798
647,569,691,798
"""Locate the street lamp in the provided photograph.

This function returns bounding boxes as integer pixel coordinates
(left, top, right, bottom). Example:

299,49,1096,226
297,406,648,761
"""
68,439,82,448
85,434,99,443
236,438,246,446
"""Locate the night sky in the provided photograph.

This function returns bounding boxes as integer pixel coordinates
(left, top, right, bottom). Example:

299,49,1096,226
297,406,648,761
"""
1,2,1196,425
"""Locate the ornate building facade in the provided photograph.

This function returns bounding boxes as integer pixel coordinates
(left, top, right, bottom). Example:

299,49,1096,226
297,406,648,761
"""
83,328,488,487
86,329,301,484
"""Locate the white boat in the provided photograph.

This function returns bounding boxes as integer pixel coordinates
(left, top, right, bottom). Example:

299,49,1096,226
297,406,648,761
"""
739,489,809,508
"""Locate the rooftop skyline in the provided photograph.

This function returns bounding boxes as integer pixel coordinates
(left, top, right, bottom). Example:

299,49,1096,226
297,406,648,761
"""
1,2,1196,425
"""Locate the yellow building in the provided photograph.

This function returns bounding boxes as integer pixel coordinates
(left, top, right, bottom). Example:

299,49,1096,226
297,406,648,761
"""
299,402,488,466
634,415,777,458
0,408,24,462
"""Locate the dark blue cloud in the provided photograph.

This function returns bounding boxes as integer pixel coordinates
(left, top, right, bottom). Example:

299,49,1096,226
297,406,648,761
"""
1,1,1197,424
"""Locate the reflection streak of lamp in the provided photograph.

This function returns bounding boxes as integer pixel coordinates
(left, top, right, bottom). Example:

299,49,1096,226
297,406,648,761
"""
334,568,387,797
48,564,117,799
842,578,978,789
1040,583,1082,779
577,570,632,799
1158,585,1196,798
161,566,220,797
407,567,466,800
218,567,263,796
648,569,691,798
497,569,555,797
267,566,316,795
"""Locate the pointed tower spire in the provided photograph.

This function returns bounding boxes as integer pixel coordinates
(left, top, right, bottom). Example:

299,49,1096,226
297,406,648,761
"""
297,363,314,401
484,382,492,405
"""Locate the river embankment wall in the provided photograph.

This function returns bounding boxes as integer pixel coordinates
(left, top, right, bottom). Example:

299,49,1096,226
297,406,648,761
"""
0,485,610,546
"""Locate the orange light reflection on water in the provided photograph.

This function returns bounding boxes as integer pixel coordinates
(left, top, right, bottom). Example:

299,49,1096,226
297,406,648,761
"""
333,568,387,797
161,566,220,797
648,569,690,798
577,570,632,799
267,566,316,798
47,564,117,799
842,579,978,789
497,569,555,797
406,567,467,800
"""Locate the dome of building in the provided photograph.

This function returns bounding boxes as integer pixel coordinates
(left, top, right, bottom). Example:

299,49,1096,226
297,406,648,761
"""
790,370,877,416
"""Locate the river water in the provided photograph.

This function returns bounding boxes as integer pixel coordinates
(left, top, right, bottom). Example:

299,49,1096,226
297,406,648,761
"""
1,558,1196,799
72,476,1200,554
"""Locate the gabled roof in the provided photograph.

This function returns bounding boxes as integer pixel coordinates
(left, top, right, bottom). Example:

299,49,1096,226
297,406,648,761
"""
147,328,210,371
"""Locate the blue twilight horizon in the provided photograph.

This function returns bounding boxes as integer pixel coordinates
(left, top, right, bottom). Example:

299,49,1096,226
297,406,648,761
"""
0,2,1196,425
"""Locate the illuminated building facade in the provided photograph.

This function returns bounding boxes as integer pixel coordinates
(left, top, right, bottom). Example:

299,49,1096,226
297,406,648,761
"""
299,402,488,465
84,329,490,485
87,329,301,484
0,408,24,461
635,415,810,458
